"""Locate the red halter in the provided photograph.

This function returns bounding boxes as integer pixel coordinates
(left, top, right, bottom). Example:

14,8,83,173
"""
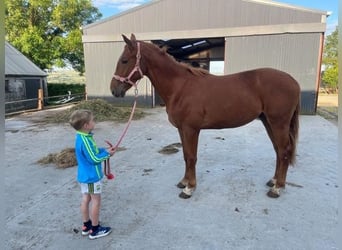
113,42,143,87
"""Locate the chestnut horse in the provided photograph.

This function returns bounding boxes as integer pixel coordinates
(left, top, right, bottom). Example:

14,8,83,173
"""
110,34,300,199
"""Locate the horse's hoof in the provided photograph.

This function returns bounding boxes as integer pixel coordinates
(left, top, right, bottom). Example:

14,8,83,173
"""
177,182,186,189
266,179,276,187
267,189,280,198
266,180,274,187
179,191,192,199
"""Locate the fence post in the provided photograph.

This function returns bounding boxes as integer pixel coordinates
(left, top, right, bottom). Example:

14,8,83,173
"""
37,88,44,110
85,86,88,101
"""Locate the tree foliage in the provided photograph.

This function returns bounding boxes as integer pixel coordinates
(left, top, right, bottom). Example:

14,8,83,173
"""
322,27,338,91
5,0,102,73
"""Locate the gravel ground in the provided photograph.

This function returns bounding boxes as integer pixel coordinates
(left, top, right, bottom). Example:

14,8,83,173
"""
5,107,338,250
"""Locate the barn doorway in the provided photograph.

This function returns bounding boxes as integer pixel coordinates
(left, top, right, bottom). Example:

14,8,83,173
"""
151,37,225,106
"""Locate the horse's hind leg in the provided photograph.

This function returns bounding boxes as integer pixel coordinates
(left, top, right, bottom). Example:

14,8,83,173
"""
259,113,279,187
176,127,200,199
259,114,279,188
266,120,293,198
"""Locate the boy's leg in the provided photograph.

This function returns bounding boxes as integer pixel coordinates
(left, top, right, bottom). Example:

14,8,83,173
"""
88,181,112,239
90,193,101,227
81,194,91,223
80,193,92,235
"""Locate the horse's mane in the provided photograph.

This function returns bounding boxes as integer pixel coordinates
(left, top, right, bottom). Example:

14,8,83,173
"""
181,62,210,76
147,42,210,76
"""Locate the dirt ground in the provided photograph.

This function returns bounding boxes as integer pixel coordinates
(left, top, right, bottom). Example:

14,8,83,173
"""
317,94,338,126
317,94,338,107
4,100,338,249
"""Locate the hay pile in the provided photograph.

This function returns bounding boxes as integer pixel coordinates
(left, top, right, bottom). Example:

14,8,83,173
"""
47,99,146,123
37,148,77,168
37,146,127,168
38,99,145,168
158,143,182,154
36,99,142,168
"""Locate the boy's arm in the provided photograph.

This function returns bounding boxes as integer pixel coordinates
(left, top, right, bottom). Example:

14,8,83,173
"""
81,138,110,164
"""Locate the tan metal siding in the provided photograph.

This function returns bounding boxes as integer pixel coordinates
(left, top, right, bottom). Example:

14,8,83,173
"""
84,42,153,104
83,0,325,36
83,42,122,97
224,33,322,114
224,33,320,87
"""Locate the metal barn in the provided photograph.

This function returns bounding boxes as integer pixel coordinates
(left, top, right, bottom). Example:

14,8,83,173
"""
82,0,327,114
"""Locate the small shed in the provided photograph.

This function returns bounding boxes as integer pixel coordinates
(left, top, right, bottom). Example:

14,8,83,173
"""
5,41,48,113
82,0,327,114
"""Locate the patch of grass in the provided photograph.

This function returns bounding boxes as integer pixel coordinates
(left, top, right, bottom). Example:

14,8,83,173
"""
47,70,85,84
46,99,146,123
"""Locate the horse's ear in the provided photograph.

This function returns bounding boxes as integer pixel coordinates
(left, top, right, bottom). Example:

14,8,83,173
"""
122,34,134,50
130,33,136,42
161,45,169,52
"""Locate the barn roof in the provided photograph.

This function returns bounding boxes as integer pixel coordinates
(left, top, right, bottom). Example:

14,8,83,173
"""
5,41,47,77
83,0,327,31
82,0,327,59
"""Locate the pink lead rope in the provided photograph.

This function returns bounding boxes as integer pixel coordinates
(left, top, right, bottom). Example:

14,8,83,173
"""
105,42,143,180
104,91,138,180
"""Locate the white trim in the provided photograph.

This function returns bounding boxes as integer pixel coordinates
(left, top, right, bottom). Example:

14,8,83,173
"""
82,23,326,43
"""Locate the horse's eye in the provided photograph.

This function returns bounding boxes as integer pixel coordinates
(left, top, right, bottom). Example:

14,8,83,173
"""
121,59,128,64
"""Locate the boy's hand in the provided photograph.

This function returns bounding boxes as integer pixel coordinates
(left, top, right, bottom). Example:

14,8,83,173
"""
105,140,116,156
108,147,116,156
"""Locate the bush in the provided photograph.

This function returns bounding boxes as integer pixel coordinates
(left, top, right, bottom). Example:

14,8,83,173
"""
322,66,338,91
48,83,85,96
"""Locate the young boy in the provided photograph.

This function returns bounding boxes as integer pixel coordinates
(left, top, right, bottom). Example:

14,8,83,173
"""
69,109,116,240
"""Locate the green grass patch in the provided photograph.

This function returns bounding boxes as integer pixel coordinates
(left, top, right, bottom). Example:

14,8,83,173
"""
47,70,85,84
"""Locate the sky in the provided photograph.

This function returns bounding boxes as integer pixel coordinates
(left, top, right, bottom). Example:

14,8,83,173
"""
92,0,338,34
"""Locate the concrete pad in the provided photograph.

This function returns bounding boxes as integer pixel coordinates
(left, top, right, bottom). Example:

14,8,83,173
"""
5,107,338,249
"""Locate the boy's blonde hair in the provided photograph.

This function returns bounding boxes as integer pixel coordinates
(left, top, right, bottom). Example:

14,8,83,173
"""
69,109,93,130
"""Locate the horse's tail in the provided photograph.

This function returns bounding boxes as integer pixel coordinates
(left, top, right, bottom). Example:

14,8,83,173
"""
289,101,300,165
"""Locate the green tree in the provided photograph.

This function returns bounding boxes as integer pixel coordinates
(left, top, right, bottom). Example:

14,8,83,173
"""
322,27,338,91
5,0,102,73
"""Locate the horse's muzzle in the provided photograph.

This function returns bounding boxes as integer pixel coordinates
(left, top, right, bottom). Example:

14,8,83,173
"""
111,88,126,98
110,78,127,97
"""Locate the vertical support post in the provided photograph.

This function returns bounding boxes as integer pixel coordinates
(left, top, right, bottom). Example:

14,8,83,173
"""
37,88,44,110
85,85,88,101
314,32,325,113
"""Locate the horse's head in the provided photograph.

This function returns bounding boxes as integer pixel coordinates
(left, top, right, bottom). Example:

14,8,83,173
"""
111,34,144,97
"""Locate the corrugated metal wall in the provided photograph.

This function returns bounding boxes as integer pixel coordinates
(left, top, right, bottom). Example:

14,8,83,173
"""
225,33,321,114
84,42,153,106
83,42,121,98
84,0,323,36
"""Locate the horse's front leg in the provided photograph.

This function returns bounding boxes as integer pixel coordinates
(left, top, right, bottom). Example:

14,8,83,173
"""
176,127,200,199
